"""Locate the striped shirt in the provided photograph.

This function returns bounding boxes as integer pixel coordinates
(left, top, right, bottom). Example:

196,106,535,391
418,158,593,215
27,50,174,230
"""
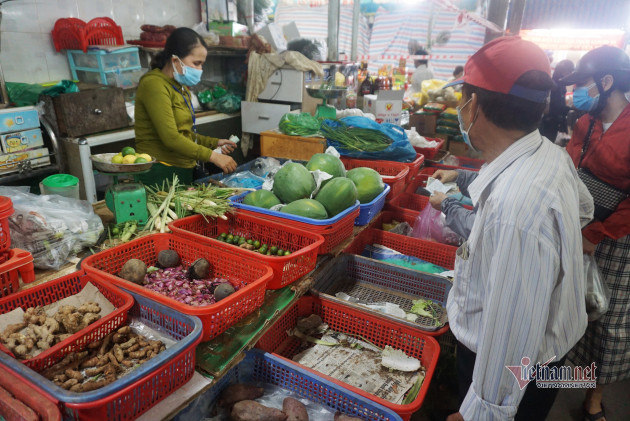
446,130,594,420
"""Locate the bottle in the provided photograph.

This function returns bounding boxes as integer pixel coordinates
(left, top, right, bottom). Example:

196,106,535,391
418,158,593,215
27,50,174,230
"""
360,73,374,95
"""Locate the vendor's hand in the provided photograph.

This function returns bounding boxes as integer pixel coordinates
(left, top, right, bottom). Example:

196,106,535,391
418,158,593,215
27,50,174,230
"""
430,192,447,210
583,235,596,256
217,139,236,154
446,412,464,421
210,152,237,173
432,169,458,183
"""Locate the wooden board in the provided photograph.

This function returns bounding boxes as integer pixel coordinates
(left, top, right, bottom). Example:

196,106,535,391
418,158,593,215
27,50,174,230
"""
260,130,327,161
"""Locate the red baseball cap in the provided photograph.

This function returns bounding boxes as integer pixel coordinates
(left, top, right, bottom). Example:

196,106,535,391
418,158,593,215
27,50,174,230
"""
445,36,552,103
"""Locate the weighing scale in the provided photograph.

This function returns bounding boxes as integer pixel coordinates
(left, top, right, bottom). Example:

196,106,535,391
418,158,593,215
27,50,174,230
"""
305,85,347,119
102,171,149,225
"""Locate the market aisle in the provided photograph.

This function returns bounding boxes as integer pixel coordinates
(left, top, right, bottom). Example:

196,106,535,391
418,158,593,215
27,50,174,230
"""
548,376,630,420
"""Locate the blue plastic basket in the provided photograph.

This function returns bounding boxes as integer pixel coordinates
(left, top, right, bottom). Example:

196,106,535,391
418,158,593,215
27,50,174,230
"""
355,184,390,226
230,190,360,226
174,349,404,421
0,277,203,421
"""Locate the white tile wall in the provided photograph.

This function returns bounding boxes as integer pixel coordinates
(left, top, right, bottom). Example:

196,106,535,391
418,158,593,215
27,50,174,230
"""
0,0,201,83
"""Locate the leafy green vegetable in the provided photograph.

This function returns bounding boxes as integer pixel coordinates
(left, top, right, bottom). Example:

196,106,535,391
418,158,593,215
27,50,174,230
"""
409,299,442,327
402,374,425,405
320,120,393,152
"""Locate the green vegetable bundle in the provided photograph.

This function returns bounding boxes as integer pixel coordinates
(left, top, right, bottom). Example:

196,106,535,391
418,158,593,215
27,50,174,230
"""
320,120,393,152
278,112,321,136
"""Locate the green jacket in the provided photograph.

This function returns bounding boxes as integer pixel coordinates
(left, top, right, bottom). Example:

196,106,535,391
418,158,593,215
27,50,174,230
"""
134,68,219,168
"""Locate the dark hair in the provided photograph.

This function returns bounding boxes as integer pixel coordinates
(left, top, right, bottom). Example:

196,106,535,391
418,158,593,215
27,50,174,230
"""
151,27,208,69
552,60,574,81
462,70,554,132
414,49,429,66
453,65,464,78
599,70,630,93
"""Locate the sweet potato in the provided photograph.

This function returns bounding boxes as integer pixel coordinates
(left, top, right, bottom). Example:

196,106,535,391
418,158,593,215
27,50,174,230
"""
283,397,308,421
219,383,265,408
230,400,287,421
334,413,363,421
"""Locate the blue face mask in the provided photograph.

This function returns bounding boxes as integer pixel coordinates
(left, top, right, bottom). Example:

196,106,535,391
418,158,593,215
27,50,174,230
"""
173,56,202,86
573,83,599,112
457,98,478,152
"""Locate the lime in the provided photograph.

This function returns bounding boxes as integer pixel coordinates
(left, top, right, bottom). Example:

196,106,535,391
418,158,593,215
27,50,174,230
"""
121,146,136,156
284,250,291,256
253,240,260,248
110,153,124,164
270,246,278,254
247,239,254,245
233,235,240,242
277,249,284,256
111,227,120,235
220,232,227,238
134,157,149,164
238,238,246,245
266,251,272,255
260,246,268,253
227,234,234,243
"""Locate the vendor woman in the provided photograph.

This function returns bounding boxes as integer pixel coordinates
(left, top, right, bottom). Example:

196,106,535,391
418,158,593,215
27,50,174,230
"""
134,27,237,185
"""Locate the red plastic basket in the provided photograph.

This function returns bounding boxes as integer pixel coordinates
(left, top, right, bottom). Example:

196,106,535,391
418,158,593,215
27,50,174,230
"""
256,296,440,420
52,17,124,52
340,157,410,201
413,137,445,160
0,248,35,298
367,209,420,231
0,272,133,372
82,233,273,341
0,365,61,421
405,168,436,194
239,206,360,254
344,228,457,270
387,192,430,215
168,212,324,290
0,196,13,253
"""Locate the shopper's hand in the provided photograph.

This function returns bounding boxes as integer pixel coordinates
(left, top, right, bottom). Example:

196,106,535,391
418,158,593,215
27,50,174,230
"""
446,412,464,421
583,235,596,255
430,192,447,210
432,169,458,183
217,139,236,154
210,152,237,173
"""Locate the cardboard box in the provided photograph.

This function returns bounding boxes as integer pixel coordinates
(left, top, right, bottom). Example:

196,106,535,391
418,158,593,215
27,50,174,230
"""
282,22,300,42
1,128,44,153
0,147,50,174
208,21,248,36
260,130,326,161
447,139,470,157
362,90,404,125
409,112,438,136
256,23,287,51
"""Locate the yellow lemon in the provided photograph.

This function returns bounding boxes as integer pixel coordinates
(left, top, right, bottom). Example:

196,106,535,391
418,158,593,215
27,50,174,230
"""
138,153,152,161
122,154,137,164
111,153,124,164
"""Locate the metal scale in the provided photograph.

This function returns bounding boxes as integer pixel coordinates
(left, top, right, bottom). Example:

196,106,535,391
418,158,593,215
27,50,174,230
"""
305,64,347,119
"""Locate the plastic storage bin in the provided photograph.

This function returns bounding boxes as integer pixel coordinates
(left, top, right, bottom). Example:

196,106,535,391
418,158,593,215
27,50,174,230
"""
174,349,404,421
0,364,61,421
339,157,409,200
39,174,80,200
355,184,390,226
0,285,203,421
67,47,142,87
413,137,445,160
0,248,35,298
0,196,13,253
344,227,457,271
312,254,452,333
256,296,440,421
168,212,324,290
0,271,133,371
81,233,273,341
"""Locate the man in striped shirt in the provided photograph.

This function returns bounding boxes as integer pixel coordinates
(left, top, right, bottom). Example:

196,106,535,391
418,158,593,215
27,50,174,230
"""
443,36,594,420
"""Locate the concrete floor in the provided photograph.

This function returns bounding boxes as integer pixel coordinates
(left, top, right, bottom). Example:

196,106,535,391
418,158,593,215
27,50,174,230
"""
411,361,630,421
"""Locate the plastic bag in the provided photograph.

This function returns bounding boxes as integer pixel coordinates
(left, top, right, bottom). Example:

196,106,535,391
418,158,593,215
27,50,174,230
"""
584,255,610,321
40,80,79,98
322,116,417,162
278,112,321,136
362,244,447,274
0,187,104,270
211,94,241,113
412,203,461,246
6,82,47,106
221,171,265,189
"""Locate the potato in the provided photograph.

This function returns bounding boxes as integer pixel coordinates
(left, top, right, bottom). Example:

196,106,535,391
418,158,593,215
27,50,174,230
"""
219,383,265,408
283,397,308,421
157,250,181,268
230,400,287,421
334,413,363,421
119,259,147,285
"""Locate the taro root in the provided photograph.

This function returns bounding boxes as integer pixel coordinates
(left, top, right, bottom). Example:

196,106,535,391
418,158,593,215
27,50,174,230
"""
283,397,309,421
157,250,181,268
187,258,210,280
214,283,235,302
119,259,147,285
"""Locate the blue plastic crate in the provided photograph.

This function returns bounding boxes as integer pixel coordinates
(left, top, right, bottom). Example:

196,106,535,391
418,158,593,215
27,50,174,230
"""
0,277,203,421
355,184,390,226
174,349,404,421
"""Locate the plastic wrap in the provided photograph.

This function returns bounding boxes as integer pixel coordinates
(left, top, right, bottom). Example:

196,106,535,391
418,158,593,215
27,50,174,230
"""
0,187,104,269
584,254,611,322
411,203,461,246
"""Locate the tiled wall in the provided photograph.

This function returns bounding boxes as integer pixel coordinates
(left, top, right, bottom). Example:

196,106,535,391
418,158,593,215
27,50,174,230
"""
0,0,202,83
